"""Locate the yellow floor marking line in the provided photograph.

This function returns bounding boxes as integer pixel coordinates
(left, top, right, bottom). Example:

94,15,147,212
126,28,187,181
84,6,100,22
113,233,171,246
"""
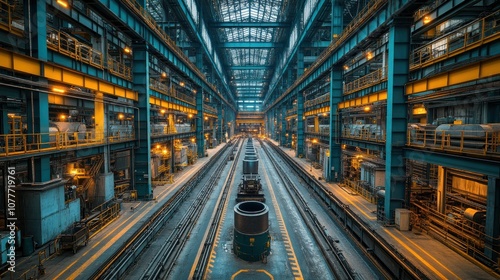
231,269,274,279
262,162,304,280
383,229,460,279
188,150,237,279
54,203,152,279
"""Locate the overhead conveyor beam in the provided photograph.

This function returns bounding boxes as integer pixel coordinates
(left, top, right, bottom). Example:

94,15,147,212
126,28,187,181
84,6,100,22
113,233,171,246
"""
265,0,330,105
229,65,271,70
265,0,392,110
163,0,236,109
218,42,284,48
89,0,235,111
210,22,291,28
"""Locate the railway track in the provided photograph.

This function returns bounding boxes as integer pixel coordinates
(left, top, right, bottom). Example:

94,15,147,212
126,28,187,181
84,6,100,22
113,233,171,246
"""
264,140,430,280
190,140,243,279
89,141,234,280
260,140,357,279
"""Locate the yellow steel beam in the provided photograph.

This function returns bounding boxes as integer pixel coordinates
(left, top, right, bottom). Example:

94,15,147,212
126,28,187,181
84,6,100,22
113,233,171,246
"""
305,106,330,117
149,96,197,115
338,90,387,109
406,55,500,95
236,119,265,125
0,48,137,101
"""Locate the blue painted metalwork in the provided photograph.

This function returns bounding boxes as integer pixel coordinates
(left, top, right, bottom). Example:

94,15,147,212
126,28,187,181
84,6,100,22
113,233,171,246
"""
132,44,152,199
280,106,287,145
265,0,328,105
296,91,304,157
328,68,342,182
27,91,51,182
196,87,205,157
96,0,234,111
383,19,411,223
218,42,283,48
211,22,290,28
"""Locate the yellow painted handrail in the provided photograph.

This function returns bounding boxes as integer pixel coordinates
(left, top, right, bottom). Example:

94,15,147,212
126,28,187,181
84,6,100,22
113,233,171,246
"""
343,66,387,95
410,11,500,69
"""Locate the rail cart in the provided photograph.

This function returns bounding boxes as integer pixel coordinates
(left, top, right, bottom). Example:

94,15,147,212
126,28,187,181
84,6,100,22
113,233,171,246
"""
58,222,89,254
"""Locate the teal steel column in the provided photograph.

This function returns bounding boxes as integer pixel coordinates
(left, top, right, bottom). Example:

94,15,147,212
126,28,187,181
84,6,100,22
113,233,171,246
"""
328,68,342,182
217,104,222,143
25,0,49,182
26,0,47,60
296,91,304,157
280,106,287,146
384,19,411,223
27,91,50,182
132,44,152,199
297,49,304,77
485,177,500,261
196,88,204,157
331,0,343,39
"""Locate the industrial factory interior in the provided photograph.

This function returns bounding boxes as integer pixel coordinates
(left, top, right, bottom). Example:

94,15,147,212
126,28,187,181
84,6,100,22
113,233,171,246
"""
0,0,499,279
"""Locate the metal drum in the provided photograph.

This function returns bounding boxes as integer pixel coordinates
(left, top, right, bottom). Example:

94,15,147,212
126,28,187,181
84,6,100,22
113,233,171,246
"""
242,158,258,174
233,201,270,262
244,154,257,160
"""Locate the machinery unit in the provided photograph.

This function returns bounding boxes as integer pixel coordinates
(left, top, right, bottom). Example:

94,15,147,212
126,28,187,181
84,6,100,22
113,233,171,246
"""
233,201,271,262
236,175,265,202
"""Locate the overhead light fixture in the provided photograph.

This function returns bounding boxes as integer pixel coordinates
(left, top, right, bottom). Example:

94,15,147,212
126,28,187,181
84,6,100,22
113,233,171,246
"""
179,81,185,87
160,109,166,114
57,0,69,8
423,16,431,24
124,47,132,54
161,72,167,79
366,51,373,60
343,65,349,70
53,87,65,93
118,113,125,120
364,106,371,112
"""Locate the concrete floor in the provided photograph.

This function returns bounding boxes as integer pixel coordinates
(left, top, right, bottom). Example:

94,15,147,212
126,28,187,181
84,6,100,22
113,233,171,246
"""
7,139,498,280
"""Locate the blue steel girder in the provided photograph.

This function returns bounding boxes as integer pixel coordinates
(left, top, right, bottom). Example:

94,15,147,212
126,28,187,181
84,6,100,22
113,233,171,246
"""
166,0,236,109
210,22,291,28
48,0,104,36
229,65,271,70
267,0,396,109
95,0,234,111
405,149,500,177
412,0,482,35
265,0,329,104
218,42,284,48
341,139,385,151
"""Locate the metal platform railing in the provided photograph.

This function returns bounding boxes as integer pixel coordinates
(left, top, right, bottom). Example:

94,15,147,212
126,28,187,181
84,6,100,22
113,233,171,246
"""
410,11,500,70
0,130,135,157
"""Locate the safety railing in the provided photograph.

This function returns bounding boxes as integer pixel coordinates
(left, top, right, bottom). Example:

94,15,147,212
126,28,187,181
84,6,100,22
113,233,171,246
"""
0,130,135,157
107,57,132,80
203,104,217,115
342,179,379,203
342,126,386,142
306,125,330,135
149,79,196,105
410,11,500,70
47,26,104,69
304,93,330,108
407,126,500,156
86,202,121,237
0,0,23,36
343,66,387,95
287,106,297,116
